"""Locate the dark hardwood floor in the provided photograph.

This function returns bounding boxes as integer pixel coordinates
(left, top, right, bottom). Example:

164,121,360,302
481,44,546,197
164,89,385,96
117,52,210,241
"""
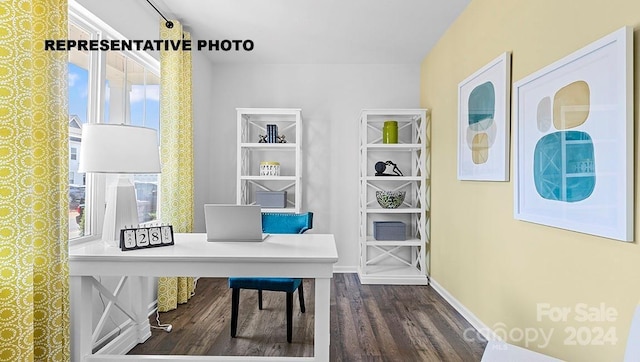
129,273,486,361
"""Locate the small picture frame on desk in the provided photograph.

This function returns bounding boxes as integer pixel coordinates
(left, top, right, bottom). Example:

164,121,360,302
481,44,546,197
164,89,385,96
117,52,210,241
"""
120,225,174,251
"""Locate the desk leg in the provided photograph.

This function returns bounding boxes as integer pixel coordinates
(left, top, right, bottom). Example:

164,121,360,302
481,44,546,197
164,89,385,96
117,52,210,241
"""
70,276,92,361
129,276,152,343
314,277,331,362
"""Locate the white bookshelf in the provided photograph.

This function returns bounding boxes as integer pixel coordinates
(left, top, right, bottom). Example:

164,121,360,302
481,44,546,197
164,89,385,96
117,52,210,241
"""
236,108,302,213
358,109,430,285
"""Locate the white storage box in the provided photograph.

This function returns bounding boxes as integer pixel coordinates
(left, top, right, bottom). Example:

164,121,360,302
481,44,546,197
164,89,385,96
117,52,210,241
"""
373,221,406,241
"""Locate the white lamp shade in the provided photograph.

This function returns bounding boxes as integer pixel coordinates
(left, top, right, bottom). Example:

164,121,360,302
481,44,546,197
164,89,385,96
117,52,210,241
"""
78,123,161,174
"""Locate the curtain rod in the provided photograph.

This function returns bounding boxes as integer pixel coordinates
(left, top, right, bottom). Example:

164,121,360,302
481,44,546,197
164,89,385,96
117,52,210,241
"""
145,0,174,28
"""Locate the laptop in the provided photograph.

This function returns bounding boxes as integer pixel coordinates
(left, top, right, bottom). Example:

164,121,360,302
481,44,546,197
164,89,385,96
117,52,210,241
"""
204,204,269,242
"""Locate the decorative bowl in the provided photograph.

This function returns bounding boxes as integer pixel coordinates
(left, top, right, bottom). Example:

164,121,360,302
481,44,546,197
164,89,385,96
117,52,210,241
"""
376,191,406,209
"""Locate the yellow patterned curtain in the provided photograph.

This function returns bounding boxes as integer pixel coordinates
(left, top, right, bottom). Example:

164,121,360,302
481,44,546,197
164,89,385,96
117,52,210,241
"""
157,20,195,312
0,0,70,360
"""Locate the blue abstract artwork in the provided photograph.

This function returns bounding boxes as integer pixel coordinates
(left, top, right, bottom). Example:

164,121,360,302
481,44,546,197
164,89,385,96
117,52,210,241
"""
468,81,495,130
514,26,632,241
457,52,510,181
533,131,595,202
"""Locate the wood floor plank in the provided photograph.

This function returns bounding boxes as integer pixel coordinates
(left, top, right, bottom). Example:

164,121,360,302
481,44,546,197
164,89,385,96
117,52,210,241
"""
331,276,363,361
129,274,486,361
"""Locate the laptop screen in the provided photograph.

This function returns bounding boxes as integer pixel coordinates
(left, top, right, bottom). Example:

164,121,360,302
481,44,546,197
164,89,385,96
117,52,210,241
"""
204,204,268,242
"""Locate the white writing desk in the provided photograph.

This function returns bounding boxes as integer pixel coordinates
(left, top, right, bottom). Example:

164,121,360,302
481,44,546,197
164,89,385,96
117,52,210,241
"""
69,233,338,361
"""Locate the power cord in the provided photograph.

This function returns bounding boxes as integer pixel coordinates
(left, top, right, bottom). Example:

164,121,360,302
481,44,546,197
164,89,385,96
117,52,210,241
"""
151,277,199,333
150,309,172,332
191,277,199,297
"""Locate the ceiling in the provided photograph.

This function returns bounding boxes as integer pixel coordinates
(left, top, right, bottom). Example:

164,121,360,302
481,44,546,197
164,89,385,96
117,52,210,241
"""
152,0,470,64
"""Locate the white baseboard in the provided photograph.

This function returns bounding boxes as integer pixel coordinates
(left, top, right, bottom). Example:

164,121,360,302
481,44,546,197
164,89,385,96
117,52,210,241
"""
94,300,158,355
333,265,357,273
429,278,492,341
95,324,140,355
147,300,158,317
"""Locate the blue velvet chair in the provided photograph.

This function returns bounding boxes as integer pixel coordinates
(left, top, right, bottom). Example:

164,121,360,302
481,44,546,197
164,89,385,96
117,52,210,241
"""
229,212,313,343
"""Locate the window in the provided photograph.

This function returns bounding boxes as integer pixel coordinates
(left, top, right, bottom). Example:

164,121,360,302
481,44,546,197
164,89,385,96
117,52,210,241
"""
103,51,161,224
67,20,91,239
68,2,161,241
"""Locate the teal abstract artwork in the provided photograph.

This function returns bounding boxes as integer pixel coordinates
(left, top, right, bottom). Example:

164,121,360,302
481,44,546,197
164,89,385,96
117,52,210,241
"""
468,81,495,131
533,131,595,202
514,27,632,241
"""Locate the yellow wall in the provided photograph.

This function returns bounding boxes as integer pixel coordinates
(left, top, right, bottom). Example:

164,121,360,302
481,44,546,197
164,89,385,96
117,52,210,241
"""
421,0,640,360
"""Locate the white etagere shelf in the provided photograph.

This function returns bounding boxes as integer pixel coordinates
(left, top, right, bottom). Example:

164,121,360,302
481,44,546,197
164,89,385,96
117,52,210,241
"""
362,176,423,181
239,176,298,181
358,109,430,285
365,237,424,246
236,108,302,213
240,143,297,149
366,208,422,213
364,144,423,150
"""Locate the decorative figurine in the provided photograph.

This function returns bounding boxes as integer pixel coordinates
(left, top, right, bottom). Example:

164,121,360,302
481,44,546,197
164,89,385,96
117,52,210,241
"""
374,160,404,176
258,134,286,143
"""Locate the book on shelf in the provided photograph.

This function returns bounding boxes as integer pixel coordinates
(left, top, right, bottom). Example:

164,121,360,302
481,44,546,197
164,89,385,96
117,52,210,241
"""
267,124,278,143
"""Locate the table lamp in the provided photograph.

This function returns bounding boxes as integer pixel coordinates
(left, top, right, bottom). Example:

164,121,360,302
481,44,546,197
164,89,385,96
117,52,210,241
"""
78,123,161,247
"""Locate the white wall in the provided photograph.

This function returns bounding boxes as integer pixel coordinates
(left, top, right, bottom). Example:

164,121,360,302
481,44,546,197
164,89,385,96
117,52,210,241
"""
192,55,215,233
197,64,420,270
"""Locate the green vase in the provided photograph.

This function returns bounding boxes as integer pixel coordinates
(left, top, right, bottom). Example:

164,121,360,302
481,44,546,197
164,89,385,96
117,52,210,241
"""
382,120,398,144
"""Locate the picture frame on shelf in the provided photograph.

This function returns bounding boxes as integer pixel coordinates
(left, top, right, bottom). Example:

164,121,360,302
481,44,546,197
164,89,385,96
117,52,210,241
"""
457,51,511,181
513,26,633,242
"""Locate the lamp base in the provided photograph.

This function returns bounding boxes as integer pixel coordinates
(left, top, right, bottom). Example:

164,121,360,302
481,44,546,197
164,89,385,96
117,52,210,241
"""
102,175,139,247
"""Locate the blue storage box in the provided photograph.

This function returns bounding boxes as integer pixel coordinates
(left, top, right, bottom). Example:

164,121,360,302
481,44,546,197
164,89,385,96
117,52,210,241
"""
256,191,287,208
373,221,406,241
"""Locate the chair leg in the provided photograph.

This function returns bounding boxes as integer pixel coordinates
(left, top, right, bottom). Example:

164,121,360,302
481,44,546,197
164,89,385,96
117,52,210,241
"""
298,282,306,313
231,288,240,338
258,289,263,310
286,292,293,343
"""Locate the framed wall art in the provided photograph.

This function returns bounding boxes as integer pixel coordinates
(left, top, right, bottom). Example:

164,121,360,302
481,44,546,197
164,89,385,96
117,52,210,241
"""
457,52,511,181
513,27,633,241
